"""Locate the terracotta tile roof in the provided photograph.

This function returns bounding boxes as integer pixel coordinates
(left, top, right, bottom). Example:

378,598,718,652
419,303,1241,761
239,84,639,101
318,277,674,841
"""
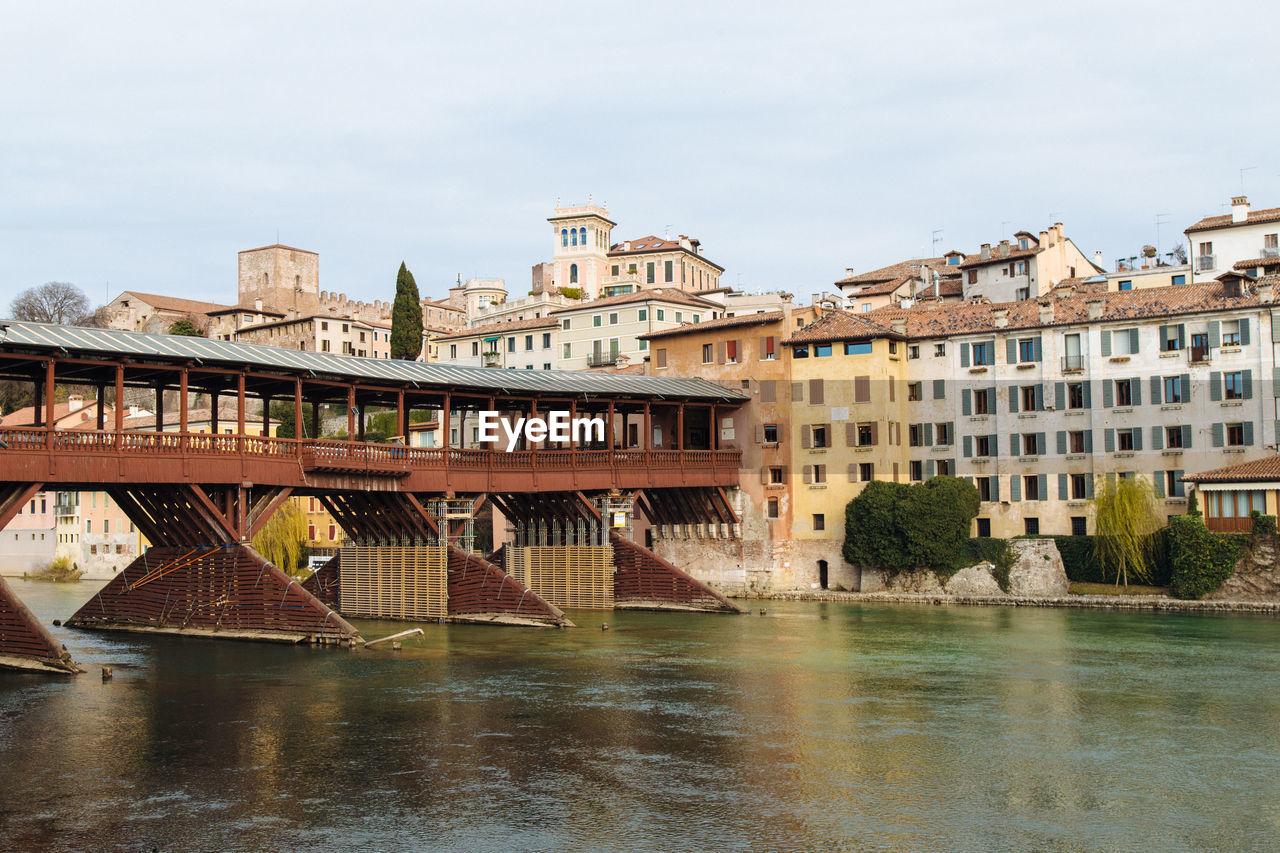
432,316,560,341
841,275,913,297
917,277,964,299
548,287,720,314
0,401,110,428
958,246,1039,269
1185,206,1280,234
238,243,317,256
639,310,785,341
786,310,901,344
1184,455,1280,483
1233,257,1280,271
835,256,959,286
119,291,231,315
841,279,1276,341
206,304,286,316
607,235,724,271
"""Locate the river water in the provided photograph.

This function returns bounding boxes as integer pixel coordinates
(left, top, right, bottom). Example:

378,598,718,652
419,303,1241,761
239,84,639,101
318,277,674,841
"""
1,580,1278,852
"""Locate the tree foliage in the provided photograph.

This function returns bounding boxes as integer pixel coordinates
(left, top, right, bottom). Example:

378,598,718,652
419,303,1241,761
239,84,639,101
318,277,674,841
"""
1168,514,1243,599
843,476,982,574
1090,475,1162,587
269,400,320,440
252,499,308,576
167,319,203,336
390,262,423,360
9,281,96,325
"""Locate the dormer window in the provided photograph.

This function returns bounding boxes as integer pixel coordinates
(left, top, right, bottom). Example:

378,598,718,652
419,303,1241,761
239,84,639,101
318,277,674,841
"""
1223,279,1242,297
1018,238,1029,249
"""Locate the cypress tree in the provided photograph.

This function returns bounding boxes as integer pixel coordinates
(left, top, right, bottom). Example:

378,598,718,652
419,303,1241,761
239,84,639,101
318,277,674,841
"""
390,261,424,360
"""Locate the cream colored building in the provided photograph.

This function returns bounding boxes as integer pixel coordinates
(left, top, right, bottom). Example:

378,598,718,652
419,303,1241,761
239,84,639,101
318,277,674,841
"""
558,288,721,371
432,317,560,371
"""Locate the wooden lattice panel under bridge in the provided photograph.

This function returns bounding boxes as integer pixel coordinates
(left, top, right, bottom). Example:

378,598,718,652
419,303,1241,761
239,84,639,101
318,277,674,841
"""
339,546,447,621
508,546,614,610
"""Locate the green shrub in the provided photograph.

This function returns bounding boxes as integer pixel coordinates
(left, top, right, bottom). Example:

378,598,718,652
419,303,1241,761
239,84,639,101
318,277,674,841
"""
961,537,1013,591
843,476,982,574
1049,531,1172,586
1251,512,1277,538
1168,514,1243,599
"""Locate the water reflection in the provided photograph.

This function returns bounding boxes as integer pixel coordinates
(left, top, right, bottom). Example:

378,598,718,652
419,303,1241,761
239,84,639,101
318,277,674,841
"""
1,581,1278,851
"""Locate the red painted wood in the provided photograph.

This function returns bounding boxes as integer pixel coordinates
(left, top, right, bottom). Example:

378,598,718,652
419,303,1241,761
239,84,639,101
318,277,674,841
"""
0,575,79,672
611,533,740,612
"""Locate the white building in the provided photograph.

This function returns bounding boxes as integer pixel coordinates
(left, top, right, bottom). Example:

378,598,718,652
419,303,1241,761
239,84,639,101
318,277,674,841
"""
959,224,1102,303
1186,196,1280,283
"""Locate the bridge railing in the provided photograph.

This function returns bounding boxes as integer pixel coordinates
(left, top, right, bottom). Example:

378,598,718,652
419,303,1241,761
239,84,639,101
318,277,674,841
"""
0,426,742,474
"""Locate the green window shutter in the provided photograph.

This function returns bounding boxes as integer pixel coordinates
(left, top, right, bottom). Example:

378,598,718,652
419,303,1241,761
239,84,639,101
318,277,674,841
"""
1009,386,1019,413
947,422,955,444
1133,429,1143,451
1209,320,1220,348
1037,474,1047,501
1181,373,1191,402
1086,476,1095,498
1151,426,1163,450
962,388,972,416
1243,369,1253,399
1034,384,1044,411
1010,434,1020,456
1153,472,1165,498
924,423,934,446
933,379,946,400
1037,433,1047,455
1175,471,1185,498
1210,372,1222,401
963,435,972,458
990,476,1000,501
1104,428,1115,452
1033,336,1042,361
1150,375,1162,404
1131,378,1142,406
1103,381,1114,408
1177,324,1185,348
1083,381,1092,408
1055,381,1066,409
1085,430,1094,453
960,344,970,368
926,459,935,478
984,340,996,365
1056,430,1067,454
1058,473,1068,500
1182,424,1192,448
1100,330,1111,356
1158,324,1170,346
988,386,997,405
1129,327,1139,353
1272,366,1280,397
1007,338,1018,364
1212,422,1224,447
1240,318,1250,346
1244,422,1255,445
1010,476,1021,502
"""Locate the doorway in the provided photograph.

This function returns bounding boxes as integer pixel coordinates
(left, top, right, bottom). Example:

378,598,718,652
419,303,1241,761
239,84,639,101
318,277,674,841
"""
818,559,829,590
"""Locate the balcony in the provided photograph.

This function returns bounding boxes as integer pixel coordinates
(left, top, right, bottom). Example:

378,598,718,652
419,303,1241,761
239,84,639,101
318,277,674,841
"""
481,351,502,368
1189,346,1211,364
1196,254,1216,272
1060,354,1084,372
587,352,620,368
1262,247,1279,259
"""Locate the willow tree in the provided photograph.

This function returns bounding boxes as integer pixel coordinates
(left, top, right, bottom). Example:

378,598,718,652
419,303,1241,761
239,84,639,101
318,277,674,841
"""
1091,475,1162,587
252,499,308,576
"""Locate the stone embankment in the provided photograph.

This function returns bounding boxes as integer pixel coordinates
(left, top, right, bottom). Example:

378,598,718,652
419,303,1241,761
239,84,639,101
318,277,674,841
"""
741,589,1280,615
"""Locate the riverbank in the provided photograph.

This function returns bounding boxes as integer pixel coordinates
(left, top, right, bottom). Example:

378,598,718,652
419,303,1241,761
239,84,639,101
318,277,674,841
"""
742,590,1280,614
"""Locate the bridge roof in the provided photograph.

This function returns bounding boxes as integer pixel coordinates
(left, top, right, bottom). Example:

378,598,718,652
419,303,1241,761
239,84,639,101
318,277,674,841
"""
0,320,746,402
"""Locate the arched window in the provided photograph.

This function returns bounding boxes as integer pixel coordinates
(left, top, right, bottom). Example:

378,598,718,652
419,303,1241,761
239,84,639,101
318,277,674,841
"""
263,272,269,286
579,227,587,246
570,264,579,284
571,229,578,247
561,229,568,248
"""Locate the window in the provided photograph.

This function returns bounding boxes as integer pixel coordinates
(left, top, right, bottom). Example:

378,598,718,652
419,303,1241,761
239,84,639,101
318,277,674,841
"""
700,343,713,363
1225,372,1244,400
1024,475,1040,500
543,363,551,370
1164,376,1184,403
664,260,673,282
1020,433,1038,456
844,342,872,355
908,345,920,359
793,346,809,358
976,435,992,457
856,424,873,446
971,342,989,364
909,424,921,447
1227,423,1246,446
978,479,992,502
1069,430,1086,453
1222,320,1241,346
656,309,665,321
638,308,648,321
563,343,572,359
974,388,992,415
1166,426,1184,448
859,463,874,482
675,311,684,323
935,423,952,445
813,344,831,358
1115,379,1132,406
813,514,826,531
542,333,551,349
763,424,778,444
907,382,922,401
812,426,830,448
1118,428,1135,451
934,343,946,358
769,467,784,484
592,314,602,328
889,341,898,354
507,337,516,353
936,460,952,476
1016,287,1030,301
646,262,655,284
471,341,479,356
761,337,777,360
1021,386,1037,411
767,498,779,519
1071,474,1087,500
1118,280,1133,291
967,269,978,285
1016,339,1035,362
810,465,826,484
1024,518,1040,535
1172,274,1186,285
910,460,923,481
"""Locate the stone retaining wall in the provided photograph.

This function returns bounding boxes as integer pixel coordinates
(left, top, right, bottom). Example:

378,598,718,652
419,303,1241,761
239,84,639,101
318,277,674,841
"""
740,590,1280,615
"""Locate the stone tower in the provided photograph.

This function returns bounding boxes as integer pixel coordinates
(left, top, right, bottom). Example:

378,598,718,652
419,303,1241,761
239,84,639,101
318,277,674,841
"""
548,200,614,298
237,244,320,317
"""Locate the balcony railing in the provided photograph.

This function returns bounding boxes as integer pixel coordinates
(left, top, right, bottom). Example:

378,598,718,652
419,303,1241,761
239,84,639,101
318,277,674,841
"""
587,352,619,368
1262,247,1279,259
1196,254,1216,271
1061,354,1084,371
1189,346,1211,363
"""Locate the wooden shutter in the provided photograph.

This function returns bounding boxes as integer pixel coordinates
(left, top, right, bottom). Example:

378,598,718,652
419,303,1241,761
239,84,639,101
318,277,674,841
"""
716,341,726,364
1100,330,1111,356
846,423,858,446
854,375,871,403
801,424,812,448
754,424,764,443
791,381,804,402
803,465,812,484
655,348,667,368
760,380,776,403
810,379,825,405
869,422,879,445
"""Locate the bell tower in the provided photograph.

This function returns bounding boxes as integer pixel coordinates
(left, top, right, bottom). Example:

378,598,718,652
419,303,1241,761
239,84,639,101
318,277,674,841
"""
547,198,614,298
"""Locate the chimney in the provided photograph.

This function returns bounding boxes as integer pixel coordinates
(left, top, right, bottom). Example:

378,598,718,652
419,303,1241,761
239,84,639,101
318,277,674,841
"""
1086,297,1105,320
980,243,991,260
992,307,1009,328
1038,299,1054,325
890,318,907,336
254,298,263,311
129,405,140,417
67,394,83,412
1232,195,1250,224
1039,230,1049,247
1258,280,1275,304
999,240,1010,258
845,267,855,277
1093,250,1104,268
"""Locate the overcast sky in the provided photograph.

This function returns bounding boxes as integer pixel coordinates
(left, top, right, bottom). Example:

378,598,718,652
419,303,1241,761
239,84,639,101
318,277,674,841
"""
2,1,1277,313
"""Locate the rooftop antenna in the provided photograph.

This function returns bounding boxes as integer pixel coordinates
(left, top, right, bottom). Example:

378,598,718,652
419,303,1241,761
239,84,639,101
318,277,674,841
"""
931,229,943,254
1000,220,1011,240
1155,213,1170,259
665,223,673,240
1240,165,1257,194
